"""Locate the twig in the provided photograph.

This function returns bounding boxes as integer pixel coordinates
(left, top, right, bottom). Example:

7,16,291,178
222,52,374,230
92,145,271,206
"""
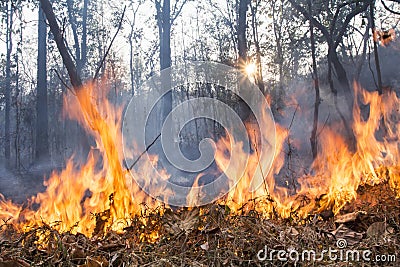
286,105,299,192
126,133,161,171
253,130,269,196
367,42,379,89
316,114,330,139
381,0,400,15
288,104,299,130
93,6,126,80
50,68,76,96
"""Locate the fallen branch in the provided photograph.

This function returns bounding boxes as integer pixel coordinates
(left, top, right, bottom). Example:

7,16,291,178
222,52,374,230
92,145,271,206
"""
126,133,162,171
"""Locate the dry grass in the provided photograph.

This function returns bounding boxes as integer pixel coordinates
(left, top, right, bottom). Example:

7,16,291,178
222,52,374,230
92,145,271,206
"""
0,183,399,266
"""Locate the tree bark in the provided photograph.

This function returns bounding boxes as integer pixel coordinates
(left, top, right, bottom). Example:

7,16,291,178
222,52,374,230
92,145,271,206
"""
237,0,248,65
129,34,135,95
66,0,81,72
4,0,13,165
81,0,88,75
250,0,265,94
355,18,370,81
156,0,172,131
288,0,372,99
39,0,82,89
370,1,383,94
328,46,351,98
308,0,320,159
36,2,50,161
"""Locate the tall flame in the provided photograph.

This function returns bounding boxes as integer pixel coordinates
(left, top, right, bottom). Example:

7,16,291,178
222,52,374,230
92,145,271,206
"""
1,81,156,236
0,80,399,238
216,83,400,218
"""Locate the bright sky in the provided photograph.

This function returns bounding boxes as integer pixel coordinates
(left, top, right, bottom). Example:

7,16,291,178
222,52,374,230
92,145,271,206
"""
0,0,229,84
1,0,399,91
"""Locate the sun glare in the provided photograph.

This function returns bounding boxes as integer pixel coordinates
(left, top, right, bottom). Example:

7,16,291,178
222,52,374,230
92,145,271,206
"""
245,63,256,76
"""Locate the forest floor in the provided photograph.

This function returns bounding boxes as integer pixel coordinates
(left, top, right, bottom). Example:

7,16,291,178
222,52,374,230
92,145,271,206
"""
0,182,399,266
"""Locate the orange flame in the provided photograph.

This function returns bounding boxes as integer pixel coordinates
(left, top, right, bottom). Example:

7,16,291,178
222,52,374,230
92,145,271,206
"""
0,80,399,239
1,80,157,236
373,28,396,47
216,83,400,218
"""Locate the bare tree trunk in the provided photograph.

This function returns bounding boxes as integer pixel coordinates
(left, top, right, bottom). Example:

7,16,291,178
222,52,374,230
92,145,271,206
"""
15,8,23,169
128,3,140,96
237,0,248,65
250,0,265,94
36,2,50,162
4,0,13,166
329,47,351,98
129,34,135,95
81,0,88,75
66,0,81,72
272,1,284,100
308,0,320,159
370,1,383,94
355,18,370,81
39,0,82,88
156,0,172,131
41,0,88,161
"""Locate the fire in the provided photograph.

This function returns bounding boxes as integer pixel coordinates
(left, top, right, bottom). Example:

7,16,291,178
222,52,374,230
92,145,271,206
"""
216,83,400,218
0,78,400,240
0,80,157,237
373,28,396,46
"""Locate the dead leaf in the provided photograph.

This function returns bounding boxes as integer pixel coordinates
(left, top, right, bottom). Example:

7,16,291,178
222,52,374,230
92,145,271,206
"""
331,224,363,246
0,259,29,267
163,209,199,235
200,241,209,250
286,227,299,236
83,256,109,267
334,211,366,224
366,222,394,238
70,246,86,260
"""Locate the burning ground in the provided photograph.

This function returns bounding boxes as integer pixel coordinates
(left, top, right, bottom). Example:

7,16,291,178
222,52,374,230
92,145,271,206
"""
1,80,400,266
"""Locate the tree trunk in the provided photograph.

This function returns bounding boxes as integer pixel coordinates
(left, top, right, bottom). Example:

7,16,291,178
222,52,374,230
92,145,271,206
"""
250,0,265,94
129,33,135,95
4,0,13,165
329,47,351,95
15,6,23,169
272,2,284,99
36,2,50,161
81,0,88,75
237,0,248,65
308,0,320,159
41,0,87,161
66,0,81,73
328,45,356,151
370,1,383,94
39,0,82,88
328,45,353,113
355,18,370,81
156,0,172,131
159,0,171,71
